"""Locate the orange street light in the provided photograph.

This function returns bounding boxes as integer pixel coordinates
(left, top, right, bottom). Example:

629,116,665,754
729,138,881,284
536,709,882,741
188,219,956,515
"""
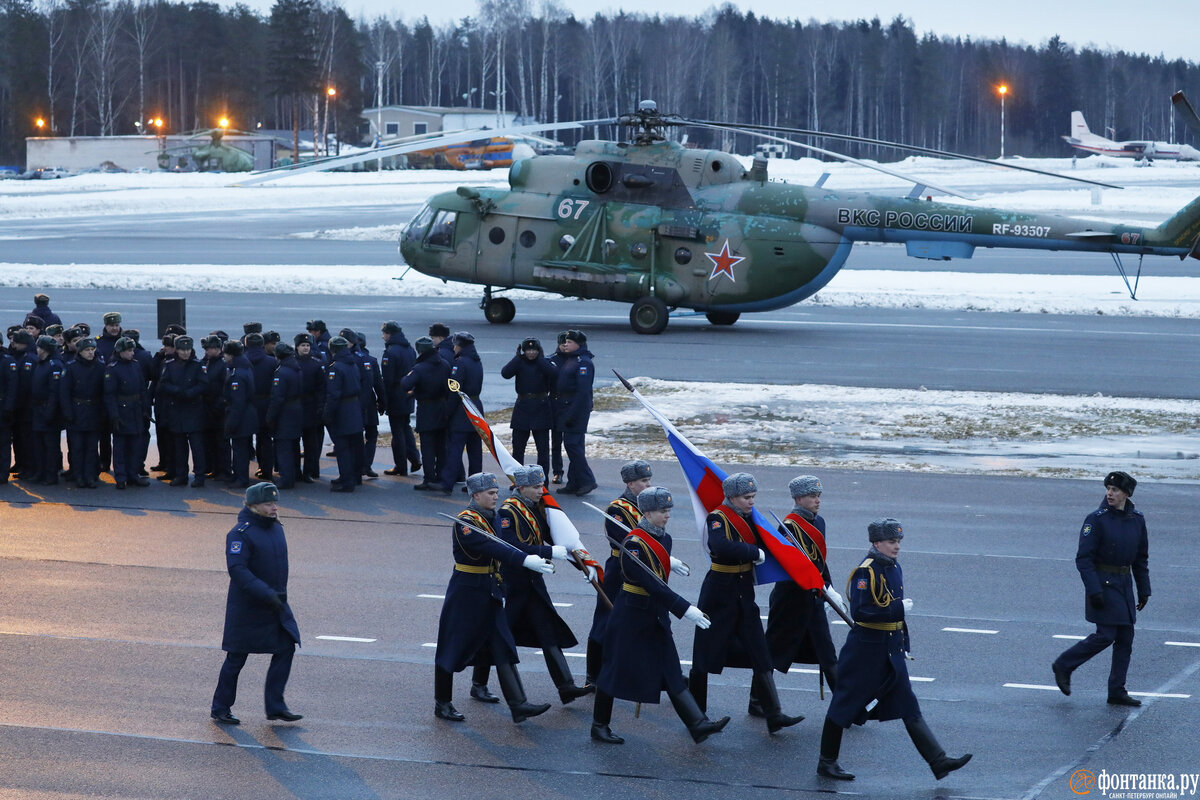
327,86,337,97
35,117,45,131
997,84,1009,159
218,117,230,129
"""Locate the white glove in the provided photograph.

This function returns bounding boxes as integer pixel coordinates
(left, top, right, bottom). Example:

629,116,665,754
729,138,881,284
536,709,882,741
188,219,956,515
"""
669,556,690,577
754,548,766,565
825,586,849,618
523,555,555,574
550,545,569,560
585,565,598,583
684,605,711,629
902,597,913,613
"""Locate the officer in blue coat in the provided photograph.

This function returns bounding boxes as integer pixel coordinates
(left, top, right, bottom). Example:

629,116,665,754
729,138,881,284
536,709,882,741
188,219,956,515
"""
157,336,208,487
322,336,364,492
306,320,330,361
244,332,275,480
380,322,420,477
592,486,728,745
689,472,804,734
438,331,484,494
0,347,16,484
103,337,151,489
30,293,63,328
210,482,303,725
553,330,596,496
818,518,971,782
222,340,258,489
1053,471,1151,706
200,336,231,482
433,472,555,725
293,333,326,483
500,336,557,478
265,343,304,490
346,329,385,479
547,333,569,484
403,337,450,491
8,330,37,480
60,338,104,488
29,336,65,485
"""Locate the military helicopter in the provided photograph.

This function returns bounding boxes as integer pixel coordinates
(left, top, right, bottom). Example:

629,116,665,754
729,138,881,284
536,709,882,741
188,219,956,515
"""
245,101,1200,334
155,128,255,172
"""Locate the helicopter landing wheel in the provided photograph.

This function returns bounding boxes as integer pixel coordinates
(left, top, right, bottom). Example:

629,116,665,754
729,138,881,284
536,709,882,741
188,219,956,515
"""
705,311,740,326
483,296,516,324
630,296,669,335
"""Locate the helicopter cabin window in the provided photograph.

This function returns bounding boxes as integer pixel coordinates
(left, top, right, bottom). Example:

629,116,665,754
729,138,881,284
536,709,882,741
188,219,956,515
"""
489,226,506,245
426,210,458,249
413,122,428,135
520,230,536,248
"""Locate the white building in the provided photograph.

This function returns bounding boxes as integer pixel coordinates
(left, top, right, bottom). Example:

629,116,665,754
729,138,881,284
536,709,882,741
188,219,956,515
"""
360,106,520,143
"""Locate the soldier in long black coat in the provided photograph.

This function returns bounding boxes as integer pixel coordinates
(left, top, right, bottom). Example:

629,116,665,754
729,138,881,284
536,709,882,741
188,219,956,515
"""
433,472,555,725
103,337,151,489
499,337,557,477
8,330,37,480
28,337,65,485
402,337,449,491
689,472,804,735
157,336,207,487
1053,471,1152,706
222,340,258,490
265,343,304,490
210,482,303,725
380,322,419,476
0,348,16,484
200,336,231,481
322,337,364,492
591,487,728,745
553,330,596,496
818,518,970,782
244,333,275,480
350,330,385,479
438,331,483,493
60,338,104,488
293,333,325,482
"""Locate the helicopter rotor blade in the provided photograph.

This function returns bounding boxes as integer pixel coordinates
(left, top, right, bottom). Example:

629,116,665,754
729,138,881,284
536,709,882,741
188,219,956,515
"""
233,117,618,186
1172,91,1200,138
684,120,977,200
688,118,1124,192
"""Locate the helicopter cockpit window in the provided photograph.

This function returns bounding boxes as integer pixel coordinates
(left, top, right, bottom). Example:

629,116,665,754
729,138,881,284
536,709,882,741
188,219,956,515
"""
426,209,458,249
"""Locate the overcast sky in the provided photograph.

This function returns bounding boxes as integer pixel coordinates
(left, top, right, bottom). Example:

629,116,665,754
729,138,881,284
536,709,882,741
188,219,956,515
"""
229,0,1197,64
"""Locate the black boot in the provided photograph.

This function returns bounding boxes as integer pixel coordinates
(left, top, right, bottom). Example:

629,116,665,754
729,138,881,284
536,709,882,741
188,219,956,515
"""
747,680,765,718
905,716,972,780
687,668,709,713
669,689,730,743
585,639,603,688
434,667,465,721
495,662,551,724
470,664,499,703
545,646,594,704
816,717,855,780
590,690,624,744
753,671,804,733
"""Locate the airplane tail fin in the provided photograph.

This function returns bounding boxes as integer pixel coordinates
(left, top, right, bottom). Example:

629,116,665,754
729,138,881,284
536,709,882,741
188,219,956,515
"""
1070,111,1091,139
1152,193,1200,256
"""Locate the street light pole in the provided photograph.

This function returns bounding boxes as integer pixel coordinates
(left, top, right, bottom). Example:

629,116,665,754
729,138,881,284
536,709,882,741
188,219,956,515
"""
998,84,1008,159
376,60,384,172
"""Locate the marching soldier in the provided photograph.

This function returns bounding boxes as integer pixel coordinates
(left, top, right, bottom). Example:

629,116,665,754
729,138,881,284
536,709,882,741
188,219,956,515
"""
752,475,845,715
103,337,151,489
265,343,304,490
500,336,557,477
60,338,104,488
380,322,420,477
222,340,257,490
294,333,326,483
403,337,450,491
433,472,555,724
1052,471,1151,707
494,464,591,704
158,336,207,487
688,472,805,734
818,518,971,782
585,459,655,687
591,486,728,745
322,336,364,492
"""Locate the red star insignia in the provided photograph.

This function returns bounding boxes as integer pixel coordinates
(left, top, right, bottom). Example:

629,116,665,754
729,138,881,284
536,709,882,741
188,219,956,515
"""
705,240,745,282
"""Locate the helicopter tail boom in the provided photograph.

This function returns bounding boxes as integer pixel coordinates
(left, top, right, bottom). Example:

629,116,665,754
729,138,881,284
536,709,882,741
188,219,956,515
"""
1149,193,1200,257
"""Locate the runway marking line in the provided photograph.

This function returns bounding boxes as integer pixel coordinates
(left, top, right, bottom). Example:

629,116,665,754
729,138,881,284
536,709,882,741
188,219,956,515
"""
314,636,376,643
1166,641,1200,648
1053,634,1086,640
418,594,445,600
1129,691,1190,698
1004,683,1060,691
942,627,998,634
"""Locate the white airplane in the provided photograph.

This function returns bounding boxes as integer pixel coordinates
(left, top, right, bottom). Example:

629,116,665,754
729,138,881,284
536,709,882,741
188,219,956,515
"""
1062,110,1200,161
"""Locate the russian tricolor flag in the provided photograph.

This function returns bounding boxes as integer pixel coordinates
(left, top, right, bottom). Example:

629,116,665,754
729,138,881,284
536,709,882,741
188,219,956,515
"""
614,372,824,590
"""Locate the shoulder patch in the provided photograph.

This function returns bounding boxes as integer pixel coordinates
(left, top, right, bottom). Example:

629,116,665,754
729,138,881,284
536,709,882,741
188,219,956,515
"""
579,366,587,374
500,517,511,528
710,519,722,530
229,541,243,554
856,577,868,590
1082,523,1092,536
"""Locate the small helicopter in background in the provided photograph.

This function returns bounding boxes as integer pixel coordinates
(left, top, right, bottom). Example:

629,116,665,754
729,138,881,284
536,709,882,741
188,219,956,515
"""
155,127,255,172
242,101,1200,334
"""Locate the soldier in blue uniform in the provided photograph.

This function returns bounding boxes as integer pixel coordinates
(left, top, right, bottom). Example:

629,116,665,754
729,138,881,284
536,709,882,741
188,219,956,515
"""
266,343,304,490
305,320,330,361
0,345,16,484
103,337,151,489
148,333,178,479
8,330,37,480
752,475,845,716
322,336,364,493
491,464,590,703
439,331,484,494
222,340,258,490
689,472,805,734
210,482,303,725
500,337,557,478
60,338,104,488
380,321,420,477
433,472,556,724
547,333,568,484
293,333,326,483
403,337,450,491
818,518,971,782
553,330,596,496
350,330,385,479
29,336,65,485
429,323,455,365
157,336,208,487
30,293,62,328
585,460,656,687
591,486,728,745
1052,471,1151,707
200,336,231,482
244,332,275,481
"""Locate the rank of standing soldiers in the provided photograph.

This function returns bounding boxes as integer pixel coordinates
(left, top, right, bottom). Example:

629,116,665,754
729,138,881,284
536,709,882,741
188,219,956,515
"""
1,294,598,494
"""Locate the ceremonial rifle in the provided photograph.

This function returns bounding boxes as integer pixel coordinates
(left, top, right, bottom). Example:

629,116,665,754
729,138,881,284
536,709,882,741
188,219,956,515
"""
768,509,854,627
435,511,551,567
581,501,702,608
